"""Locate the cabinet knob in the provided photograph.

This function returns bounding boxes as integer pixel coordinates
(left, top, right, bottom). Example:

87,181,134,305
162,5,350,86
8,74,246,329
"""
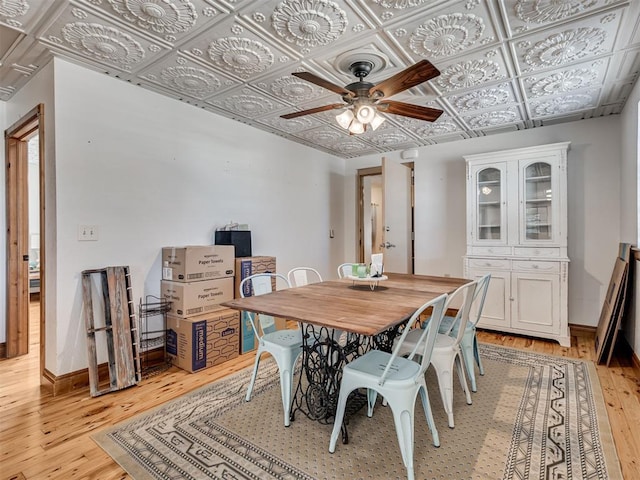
532,264,539,269
485,262,491,267
510,297,514,301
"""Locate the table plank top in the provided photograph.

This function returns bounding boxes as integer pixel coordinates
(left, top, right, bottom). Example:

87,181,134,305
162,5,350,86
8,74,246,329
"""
221,273,469,336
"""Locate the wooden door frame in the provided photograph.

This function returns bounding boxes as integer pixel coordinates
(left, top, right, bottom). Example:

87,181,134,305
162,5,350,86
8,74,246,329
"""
5,104,45,370
357,162,414,270
357,166,382,263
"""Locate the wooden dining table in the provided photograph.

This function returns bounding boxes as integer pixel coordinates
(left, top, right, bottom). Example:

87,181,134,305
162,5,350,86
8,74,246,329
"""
222,272,470,336
221,272,470,441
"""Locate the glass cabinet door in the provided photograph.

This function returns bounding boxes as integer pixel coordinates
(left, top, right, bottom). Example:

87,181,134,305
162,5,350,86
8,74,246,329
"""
523,162,552,241
476,167,503,241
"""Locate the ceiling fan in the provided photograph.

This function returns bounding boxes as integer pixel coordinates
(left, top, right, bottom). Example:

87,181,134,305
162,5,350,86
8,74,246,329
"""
281,60,443,134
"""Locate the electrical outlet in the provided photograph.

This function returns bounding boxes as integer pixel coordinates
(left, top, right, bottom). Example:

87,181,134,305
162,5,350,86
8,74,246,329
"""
78,224,99,241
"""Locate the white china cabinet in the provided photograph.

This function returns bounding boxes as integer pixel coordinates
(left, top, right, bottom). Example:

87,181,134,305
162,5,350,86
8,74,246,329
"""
463,142,570,346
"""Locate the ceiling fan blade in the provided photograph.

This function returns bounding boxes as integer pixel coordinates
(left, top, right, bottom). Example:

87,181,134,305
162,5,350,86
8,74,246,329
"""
281,103,346,119
370,60,440,98
292,72,355,97
379,100,443,122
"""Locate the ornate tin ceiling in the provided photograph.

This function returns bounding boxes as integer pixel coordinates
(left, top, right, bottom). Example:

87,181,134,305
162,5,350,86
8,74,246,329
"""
1,0,639,158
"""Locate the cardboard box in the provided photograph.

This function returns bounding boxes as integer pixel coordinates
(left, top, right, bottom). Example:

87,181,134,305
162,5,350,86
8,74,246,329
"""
161,277,233,318
162,245,235,282
166,309,239,373
234,256,277,354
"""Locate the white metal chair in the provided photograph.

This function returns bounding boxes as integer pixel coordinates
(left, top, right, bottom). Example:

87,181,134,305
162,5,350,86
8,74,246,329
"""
239,273,302,427
288,267,343,344
438,273,491,392
394,280,477,428
287,266,322,287
337,263,353,278
329,293,448,480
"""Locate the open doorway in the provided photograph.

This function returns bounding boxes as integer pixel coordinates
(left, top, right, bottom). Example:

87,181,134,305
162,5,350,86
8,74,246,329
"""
5,105,45,376
357,162,414,272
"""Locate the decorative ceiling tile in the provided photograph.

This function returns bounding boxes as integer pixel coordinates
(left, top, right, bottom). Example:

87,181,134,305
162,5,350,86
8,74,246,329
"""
178,14,297,81
293,125,347,145
511,7,624,75
462,105,524,129
38,3,169,73
431,47,511,94
205,85,291,117
520,59,607,100
0,0,50,32
528,89,600,118
137,53,242,99
499,0,626,36
255,113,325,133
383,1,499,63
445,82,518,113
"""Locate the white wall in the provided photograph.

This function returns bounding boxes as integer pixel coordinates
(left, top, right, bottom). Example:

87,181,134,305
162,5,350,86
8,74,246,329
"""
620,77,640,353
344,116,622,329
6,58,345,375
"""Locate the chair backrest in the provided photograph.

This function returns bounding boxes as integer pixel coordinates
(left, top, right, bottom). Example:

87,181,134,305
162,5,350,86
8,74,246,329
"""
337,263,353,279
441,280,478,344
239,273,290,338
468,273,491,328
287,267,322,287
379,293,448,386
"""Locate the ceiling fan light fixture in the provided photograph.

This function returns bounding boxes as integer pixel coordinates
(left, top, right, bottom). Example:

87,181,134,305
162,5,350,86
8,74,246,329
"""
336,109,354,129
348,118,364,134
356,104,376,124
370,113,386,131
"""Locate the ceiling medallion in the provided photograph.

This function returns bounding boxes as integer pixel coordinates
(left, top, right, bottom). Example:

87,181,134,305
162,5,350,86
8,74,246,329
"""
409,13,484,58
530,68,597,96
160,66,221,97
436,59,501,92
270,76,323,101
524,27,606,68
0,0,28,18
61,22,145,65
223,95,275,116
107,0,197,34
515,0,596,24
207,37,273,78
271,0,348,48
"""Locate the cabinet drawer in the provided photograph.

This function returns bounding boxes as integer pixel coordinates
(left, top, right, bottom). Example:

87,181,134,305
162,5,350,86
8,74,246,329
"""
513,247,560,258
471,246,512,256
467,258,511,270
512,260,560,273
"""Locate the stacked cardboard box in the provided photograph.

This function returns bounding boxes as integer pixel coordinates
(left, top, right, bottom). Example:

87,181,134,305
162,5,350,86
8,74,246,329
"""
234,256,285,354
166,309,240,373
161,245,239,372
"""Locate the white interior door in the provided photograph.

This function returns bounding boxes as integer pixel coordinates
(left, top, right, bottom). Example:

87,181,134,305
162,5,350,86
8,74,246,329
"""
382,157,411,273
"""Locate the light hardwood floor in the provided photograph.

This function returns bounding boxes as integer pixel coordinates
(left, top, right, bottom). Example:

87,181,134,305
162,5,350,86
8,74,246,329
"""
1,303,639,479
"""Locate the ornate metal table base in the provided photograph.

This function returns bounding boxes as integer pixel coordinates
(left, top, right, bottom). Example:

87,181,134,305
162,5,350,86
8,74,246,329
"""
290,322,403,443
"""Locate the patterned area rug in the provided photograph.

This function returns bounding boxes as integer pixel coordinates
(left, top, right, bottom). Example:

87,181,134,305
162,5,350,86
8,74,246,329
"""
93,344,622,479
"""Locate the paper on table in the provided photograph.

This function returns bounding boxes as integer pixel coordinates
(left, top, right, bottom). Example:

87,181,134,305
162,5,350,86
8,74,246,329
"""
370,253,384,277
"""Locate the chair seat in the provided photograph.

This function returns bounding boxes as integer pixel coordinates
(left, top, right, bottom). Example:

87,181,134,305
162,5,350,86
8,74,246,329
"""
262,328,302,349
346,350,421,383
433,333,456,350
439,315,474,337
